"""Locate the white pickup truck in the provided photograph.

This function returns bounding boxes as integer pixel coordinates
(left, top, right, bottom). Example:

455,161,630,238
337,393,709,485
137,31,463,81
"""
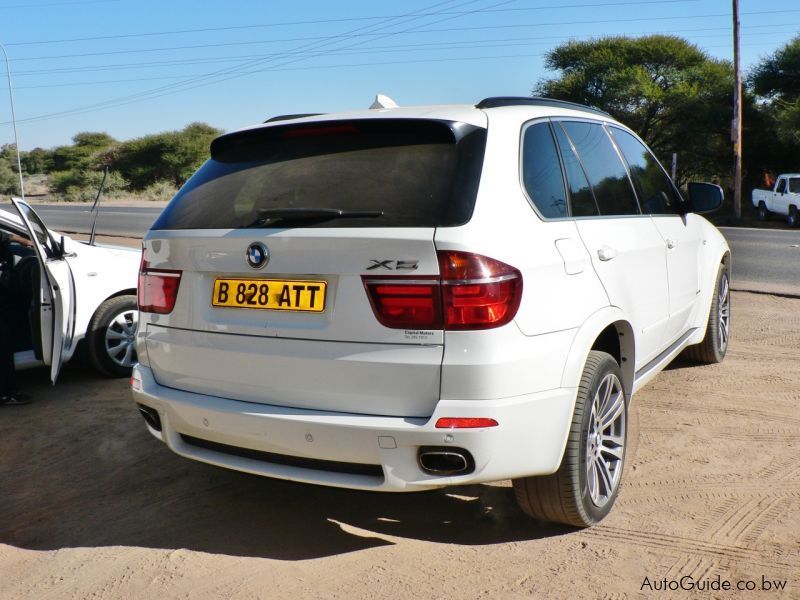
752,174,800,227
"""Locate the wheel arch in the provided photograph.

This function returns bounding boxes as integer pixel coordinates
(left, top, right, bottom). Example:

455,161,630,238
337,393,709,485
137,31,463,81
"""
560,307,636,399
103,288,137,303
688,244,731,340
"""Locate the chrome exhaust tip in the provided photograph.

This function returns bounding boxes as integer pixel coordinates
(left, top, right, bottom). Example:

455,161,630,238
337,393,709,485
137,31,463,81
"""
417,446,475,476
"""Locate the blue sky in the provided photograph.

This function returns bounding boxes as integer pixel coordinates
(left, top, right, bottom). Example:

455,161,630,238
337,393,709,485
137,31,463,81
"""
0,0,797,149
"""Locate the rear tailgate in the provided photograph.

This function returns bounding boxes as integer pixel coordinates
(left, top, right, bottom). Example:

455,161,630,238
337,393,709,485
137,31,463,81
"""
142,117,487,417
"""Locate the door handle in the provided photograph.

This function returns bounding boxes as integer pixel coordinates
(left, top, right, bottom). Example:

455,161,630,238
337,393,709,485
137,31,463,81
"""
666,238,676,249
597,245,617,261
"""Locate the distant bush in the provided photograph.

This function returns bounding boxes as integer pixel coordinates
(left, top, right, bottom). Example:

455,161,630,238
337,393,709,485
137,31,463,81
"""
19,122,221,200
106,122,221,190
50,169,129,201
134,180,179,202
0,161,19,195
0,145,21,195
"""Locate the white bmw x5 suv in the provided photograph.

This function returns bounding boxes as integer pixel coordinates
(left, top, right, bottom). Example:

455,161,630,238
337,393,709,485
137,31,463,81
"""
132,97,730,527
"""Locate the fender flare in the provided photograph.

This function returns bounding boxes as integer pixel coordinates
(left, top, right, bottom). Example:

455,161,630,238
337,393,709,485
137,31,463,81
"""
688,240,731,344
559,306,635,397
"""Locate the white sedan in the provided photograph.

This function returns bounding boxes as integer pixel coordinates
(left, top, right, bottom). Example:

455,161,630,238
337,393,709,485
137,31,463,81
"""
2,199,141,381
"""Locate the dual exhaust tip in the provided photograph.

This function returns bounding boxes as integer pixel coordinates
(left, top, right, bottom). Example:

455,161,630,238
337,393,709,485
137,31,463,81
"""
417,446,475,476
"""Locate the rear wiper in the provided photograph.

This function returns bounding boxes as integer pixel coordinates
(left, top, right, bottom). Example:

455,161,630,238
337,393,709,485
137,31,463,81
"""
245,207,384,228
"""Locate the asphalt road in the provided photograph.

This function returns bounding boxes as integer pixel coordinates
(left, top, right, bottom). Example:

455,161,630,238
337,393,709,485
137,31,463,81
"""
6,204,799,294
28,203,160,238
718,226,800,295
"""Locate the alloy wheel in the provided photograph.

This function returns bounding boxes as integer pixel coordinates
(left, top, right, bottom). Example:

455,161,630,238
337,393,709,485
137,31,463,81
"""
717,273,730,354
104,309,138,368
585,373,626,508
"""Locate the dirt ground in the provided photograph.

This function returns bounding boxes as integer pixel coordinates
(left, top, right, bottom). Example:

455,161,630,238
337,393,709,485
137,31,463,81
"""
0,291,798,599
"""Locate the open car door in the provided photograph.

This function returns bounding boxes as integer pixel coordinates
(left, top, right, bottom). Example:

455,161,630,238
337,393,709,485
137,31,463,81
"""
11,198,76,384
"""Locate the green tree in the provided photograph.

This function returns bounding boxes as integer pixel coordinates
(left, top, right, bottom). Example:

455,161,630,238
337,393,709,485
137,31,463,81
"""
0,144,20,195
535,35,734,184
50,131,117,172
109,122,221,190
21,147,53,174
749,36,800,147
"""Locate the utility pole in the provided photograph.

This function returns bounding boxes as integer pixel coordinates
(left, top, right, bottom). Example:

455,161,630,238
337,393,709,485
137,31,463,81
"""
732,0,742,219
0,41,25,200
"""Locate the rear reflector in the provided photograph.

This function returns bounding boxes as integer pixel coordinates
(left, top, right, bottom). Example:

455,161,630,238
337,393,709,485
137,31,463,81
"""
435,417,499,429
363,251,522,330
138,256,182,314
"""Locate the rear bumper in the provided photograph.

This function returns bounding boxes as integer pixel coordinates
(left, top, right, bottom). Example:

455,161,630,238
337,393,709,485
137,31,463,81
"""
132,365,577,492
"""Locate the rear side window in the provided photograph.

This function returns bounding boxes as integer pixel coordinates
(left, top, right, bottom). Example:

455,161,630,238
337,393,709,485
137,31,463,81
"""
609,127,683,215
552,123,598,217
521,122,568,218
152,119,486,230
559,122,640,216
790,178,800,194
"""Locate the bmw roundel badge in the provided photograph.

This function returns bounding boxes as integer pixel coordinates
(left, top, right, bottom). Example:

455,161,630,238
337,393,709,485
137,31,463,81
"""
246,242,269,269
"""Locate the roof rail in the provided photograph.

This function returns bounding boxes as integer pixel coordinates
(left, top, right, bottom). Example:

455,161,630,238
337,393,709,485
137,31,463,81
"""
263,113,324,123
475,96,611,117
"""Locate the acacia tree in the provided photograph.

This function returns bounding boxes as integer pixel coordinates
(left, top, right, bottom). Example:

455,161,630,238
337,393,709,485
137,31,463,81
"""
535,35,734,184
749,36,800,147
108,122,222,189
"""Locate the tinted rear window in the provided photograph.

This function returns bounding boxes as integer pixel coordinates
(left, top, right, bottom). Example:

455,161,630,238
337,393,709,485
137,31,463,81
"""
559,121,640,216
152,119,486,230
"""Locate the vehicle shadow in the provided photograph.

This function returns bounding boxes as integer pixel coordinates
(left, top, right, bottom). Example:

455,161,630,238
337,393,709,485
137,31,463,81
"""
0,365,572,561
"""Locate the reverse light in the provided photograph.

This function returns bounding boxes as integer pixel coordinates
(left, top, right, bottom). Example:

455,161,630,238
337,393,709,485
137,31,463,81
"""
435,417,499,429
138,255,182,314
362,251,522,330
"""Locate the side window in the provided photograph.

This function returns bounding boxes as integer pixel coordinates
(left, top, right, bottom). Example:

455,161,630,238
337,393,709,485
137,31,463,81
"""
788,178,799,194
521,122,568,218
552,122,599,217
776,178,787,194
610,127,683,215
559,121,640,216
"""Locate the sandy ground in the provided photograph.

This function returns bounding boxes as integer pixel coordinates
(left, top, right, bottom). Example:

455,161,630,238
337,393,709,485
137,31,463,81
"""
0,291,798,599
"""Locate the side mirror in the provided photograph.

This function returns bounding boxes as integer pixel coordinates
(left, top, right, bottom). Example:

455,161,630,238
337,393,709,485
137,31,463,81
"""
686,182,724,214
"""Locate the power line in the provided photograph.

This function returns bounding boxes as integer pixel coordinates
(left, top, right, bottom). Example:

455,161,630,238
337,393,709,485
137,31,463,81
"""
9,14,782,63
10,26,798,78
0,38,783,106
8,11,798,78
4,3,797,126
3,0,498,124
1,34,792,92
3,0,700,46
11,8,800,65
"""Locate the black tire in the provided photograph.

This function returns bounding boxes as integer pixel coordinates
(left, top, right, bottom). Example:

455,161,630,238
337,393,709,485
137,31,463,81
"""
681,263,730,364
513,351,627,527
788,206,798,228
87,295,138,377
757,202,768,221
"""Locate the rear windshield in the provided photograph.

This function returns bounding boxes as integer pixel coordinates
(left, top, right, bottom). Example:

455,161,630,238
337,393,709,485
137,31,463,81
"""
152,119,487,230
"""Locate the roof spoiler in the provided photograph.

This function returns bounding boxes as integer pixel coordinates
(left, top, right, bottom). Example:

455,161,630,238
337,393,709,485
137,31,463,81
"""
263,113,323,123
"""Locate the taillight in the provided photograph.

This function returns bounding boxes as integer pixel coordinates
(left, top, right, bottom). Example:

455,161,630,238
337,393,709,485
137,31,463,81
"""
362,251,522,330
138,256,182,314
362,276,441,329
439,251,522,330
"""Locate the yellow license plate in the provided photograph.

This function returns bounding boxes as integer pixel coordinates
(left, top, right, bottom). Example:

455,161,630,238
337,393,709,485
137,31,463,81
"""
212,278,327,312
